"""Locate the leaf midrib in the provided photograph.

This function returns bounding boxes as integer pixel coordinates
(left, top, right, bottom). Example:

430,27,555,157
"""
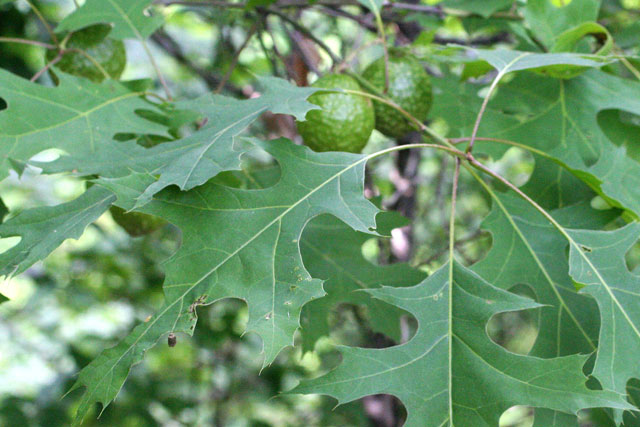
81,149,374,404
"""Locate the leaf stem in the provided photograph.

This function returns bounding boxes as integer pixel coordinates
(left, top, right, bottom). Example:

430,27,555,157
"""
267,7,341,67
65,48,112,80
447,156,460,426
216,23,258,93
613,46,640,81
464,153,578,247
25,0,58,44
0,37,56,49
367,1,390,92
31,52,63,82
465,52,530,154
449,136,556,160
141,39,173,100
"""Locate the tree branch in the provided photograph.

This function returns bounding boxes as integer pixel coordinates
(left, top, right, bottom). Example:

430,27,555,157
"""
151,29,243,95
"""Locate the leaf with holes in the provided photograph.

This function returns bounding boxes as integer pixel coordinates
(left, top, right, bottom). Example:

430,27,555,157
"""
299,213,426,352
57,0,162,40
67,137,381,425
0,185,115,277
38,77,318,209
472,194,618,358
292,261,631,426
567,222,640,423
431,69,640,217
0,69,165,181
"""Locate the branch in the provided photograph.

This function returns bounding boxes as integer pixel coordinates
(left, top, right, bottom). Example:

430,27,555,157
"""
266,7,341,66
151,29,243,96
0,37,56,49
215,23,258,93
31,51,62,82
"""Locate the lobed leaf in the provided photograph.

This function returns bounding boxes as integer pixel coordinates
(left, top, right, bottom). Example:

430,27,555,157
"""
0,186,115,277
68,138,381,424
473,194,617,358
292,261,631,426
40,77,318,209
432,70,640,217
0,70,165,181
299,214,426,352
567,223,640,423
57,0,163,40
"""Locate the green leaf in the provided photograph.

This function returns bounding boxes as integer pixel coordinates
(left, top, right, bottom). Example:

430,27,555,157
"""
299,214,426,352
469,48,612,76
567,222,640,421
472,194,617,358
57,0,163,40
292,261,631,426
68,138,380,425
533,408,580,426
356,0,383,13
0,69,165,181
443,0,513,18
41,77,318,209
523,0,601,48
0,186,115,277
432,70,640,218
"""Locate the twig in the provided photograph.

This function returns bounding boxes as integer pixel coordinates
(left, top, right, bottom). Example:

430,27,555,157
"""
449,137,555,160
319,6,376,31
151,29,242,95
0,37,56,49
433,32,511,46
25,0,58,44
156,0,363,7
141,39,173,100
262,15,297,81
614,46,640,81
282,22,321,76
420,230,486,265
465,53,529,154
66,48,112,80
257,25,279,76
266,7,341,67
31,52,62,81
216,23,258,93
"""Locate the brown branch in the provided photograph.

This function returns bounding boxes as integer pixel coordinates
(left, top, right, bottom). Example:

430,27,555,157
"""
31,52,62,82
155,0,363,8
0,37,56,49
151,29,242,95
215,23,258,93
265,7,341,67
262,15,297,81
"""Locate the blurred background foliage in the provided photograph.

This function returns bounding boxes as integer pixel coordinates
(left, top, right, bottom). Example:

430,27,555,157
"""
0,0,639,426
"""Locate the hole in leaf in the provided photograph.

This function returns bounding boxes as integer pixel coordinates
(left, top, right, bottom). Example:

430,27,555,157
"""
0,236,21,255
500,405,533,426
597,109,640,163
0,97,6,111
625,239,640,275
549,0,573,7
362,394,407,426
487,284,538,355
624,378,640,423
580,245,592,253
484,147,534,188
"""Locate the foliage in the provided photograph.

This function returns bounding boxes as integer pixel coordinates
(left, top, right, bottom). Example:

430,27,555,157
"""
0,0,639,426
